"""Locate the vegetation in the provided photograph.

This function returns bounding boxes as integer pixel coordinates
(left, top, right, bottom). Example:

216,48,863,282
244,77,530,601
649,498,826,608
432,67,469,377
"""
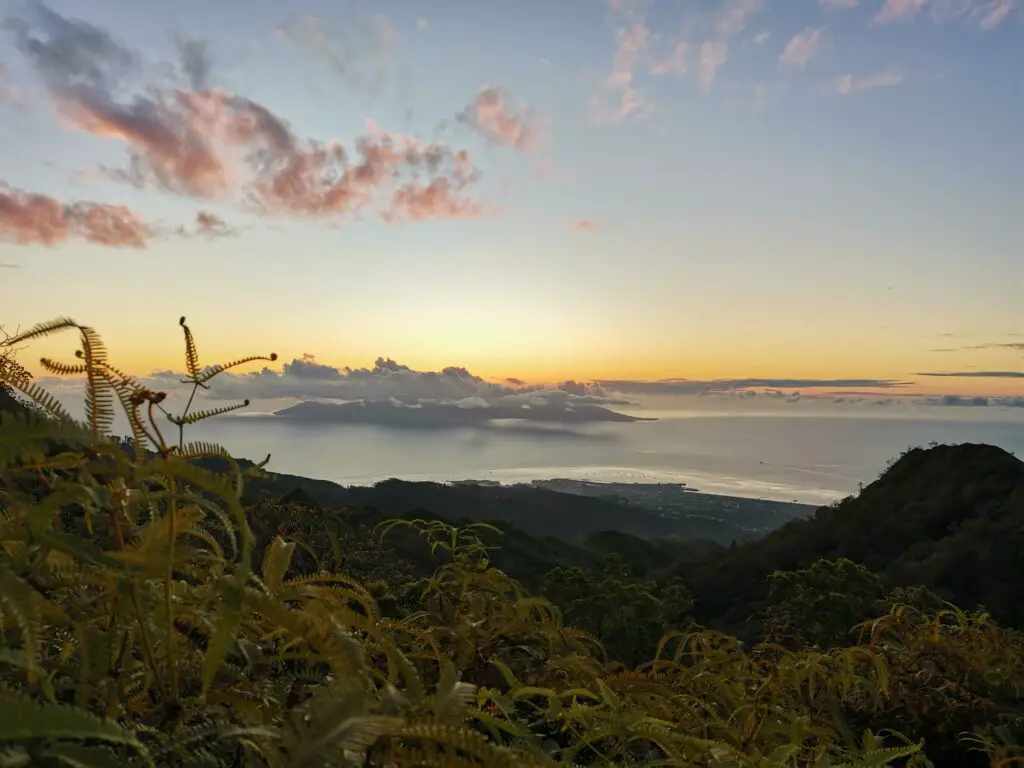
1,317,1022,766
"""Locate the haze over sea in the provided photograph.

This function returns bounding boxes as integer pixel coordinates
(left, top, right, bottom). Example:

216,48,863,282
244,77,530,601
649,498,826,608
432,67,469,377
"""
189,403,1024,506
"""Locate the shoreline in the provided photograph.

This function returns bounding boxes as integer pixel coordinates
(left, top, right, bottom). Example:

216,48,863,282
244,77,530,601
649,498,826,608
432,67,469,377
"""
318,469,844,507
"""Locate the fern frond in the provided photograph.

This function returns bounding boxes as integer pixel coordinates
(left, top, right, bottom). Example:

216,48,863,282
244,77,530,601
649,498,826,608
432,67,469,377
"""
198,354,277,384
0,568,42,671
0,413,91,469
433,661,477,724
2,377,76,423
2,317,78,347
179,316,202,380
39,358,88,376
77,326,114,436
0,748,29,767
167,400,250,425
394,723,526,767
33,743,128,768
177,441,232,461
95,369,149,456
201,575,246,694
262,536,296,595
0,694,150,762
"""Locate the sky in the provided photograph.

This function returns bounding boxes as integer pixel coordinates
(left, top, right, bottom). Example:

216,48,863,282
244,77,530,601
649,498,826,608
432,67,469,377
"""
0,0,1022,405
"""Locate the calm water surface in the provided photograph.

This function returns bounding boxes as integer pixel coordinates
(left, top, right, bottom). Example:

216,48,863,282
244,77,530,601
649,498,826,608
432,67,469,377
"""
188,405,1024,505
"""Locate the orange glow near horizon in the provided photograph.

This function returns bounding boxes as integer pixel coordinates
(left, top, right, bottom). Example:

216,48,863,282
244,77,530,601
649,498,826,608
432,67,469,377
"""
13,327,1023,400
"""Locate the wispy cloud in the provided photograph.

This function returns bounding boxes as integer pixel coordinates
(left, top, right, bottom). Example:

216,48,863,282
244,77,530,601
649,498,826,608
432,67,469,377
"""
821,0,859,7
5,2,483,224
650,42,688,75
383,179,483,222
0,185,149,247
573,219,597,230
459,87,544,151
194,211,229,235
930,341,1024,352
608,22,648,87
835,69,905,94
779,28,825,69
698,41,729,90
718,0,761,37
975,0,1016,29
0,64,22,107
275,10,396,99
874,0,929,23
598,377,913,396
590,1,652,124
874,0,1018,28
917,370,1024,378
591,0,761,121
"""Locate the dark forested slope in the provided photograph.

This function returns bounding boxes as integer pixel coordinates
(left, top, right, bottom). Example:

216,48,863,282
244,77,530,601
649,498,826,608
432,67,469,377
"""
243,472,763,544
681,443,1024,631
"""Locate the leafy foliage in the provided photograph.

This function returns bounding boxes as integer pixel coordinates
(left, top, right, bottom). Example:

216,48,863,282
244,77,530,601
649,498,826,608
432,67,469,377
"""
0,318,1020,766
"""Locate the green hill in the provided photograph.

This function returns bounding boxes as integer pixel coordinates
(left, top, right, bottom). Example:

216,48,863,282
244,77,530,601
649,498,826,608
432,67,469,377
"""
681,443,1024,633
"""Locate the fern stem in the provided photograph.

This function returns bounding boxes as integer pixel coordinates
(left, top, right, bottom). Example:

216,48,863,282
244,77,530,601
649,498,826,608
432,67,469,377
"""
166,479,180,703
179,383,199,450
130,583,165,696
148,402,168,456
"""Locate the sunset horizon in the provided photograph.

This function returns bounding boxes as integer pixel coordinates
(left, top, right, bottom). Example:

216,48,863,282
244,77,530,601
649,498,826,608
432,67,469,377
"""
2,0,1021,406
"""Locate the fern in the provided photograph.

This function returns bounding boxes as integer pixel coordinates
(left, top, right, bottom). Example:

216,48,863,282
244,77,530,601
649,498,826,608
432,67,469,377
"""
0,315,1017,768
0,694,150,760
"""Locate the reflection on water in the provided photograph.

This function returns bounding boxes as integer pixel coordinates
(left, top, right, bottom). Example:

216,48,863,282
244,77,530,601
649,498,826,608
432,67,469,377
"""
189,408,1024,505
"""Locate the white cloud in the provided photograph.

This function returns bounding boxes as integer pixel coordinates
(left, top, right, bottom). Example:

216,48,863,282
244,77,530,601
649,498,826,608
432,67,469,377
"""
779,27,825,69
698,41,728,90
835,69,905,94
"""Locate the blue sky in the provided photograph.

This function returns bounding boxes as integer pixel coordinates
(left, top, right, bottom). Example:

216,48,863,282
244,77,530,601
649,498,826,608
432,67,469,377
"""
0,0,1021,398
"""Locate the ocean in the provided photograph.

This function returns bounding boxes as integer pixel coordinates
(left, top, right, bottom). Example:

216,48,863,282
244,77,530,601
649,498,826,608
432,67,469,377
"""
186,402,1024,506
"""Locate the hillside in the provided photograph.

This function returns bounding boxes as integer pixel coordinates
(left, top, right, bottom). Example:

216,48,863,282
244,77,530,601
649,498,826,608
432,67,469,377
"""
242,469,806,545
681,443,1024,632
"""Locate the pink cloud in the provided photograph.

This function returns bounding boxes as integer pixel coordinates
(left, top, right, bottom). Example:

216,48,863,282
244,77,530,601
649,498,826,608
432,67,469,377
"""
384,179,482,222
589,86,649,125
718,0,761,37
574,219,597,231
834,69,906,94
698,42,728,90
976,0,1016,28
650,42,688,75
0,186,148,247
874,0,929,23
9,3,485,225
608,23,649,86
779,28,825,68
58,88,481,221
463,87,544,151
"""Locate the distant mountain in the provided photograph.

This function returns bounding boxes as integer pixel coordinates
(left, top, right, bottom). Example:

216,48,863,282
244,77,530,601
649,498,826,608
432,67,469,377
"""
272,399,650,427
681,443,1024,632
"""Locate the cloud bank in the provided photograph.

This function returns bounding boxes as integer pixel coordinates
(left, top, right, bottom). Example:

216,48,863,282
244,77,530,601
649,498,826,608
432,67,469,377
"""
0,185,149,247
596,377,913,396
917,370,1024,378
2,1,536,236
138,355,629,412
